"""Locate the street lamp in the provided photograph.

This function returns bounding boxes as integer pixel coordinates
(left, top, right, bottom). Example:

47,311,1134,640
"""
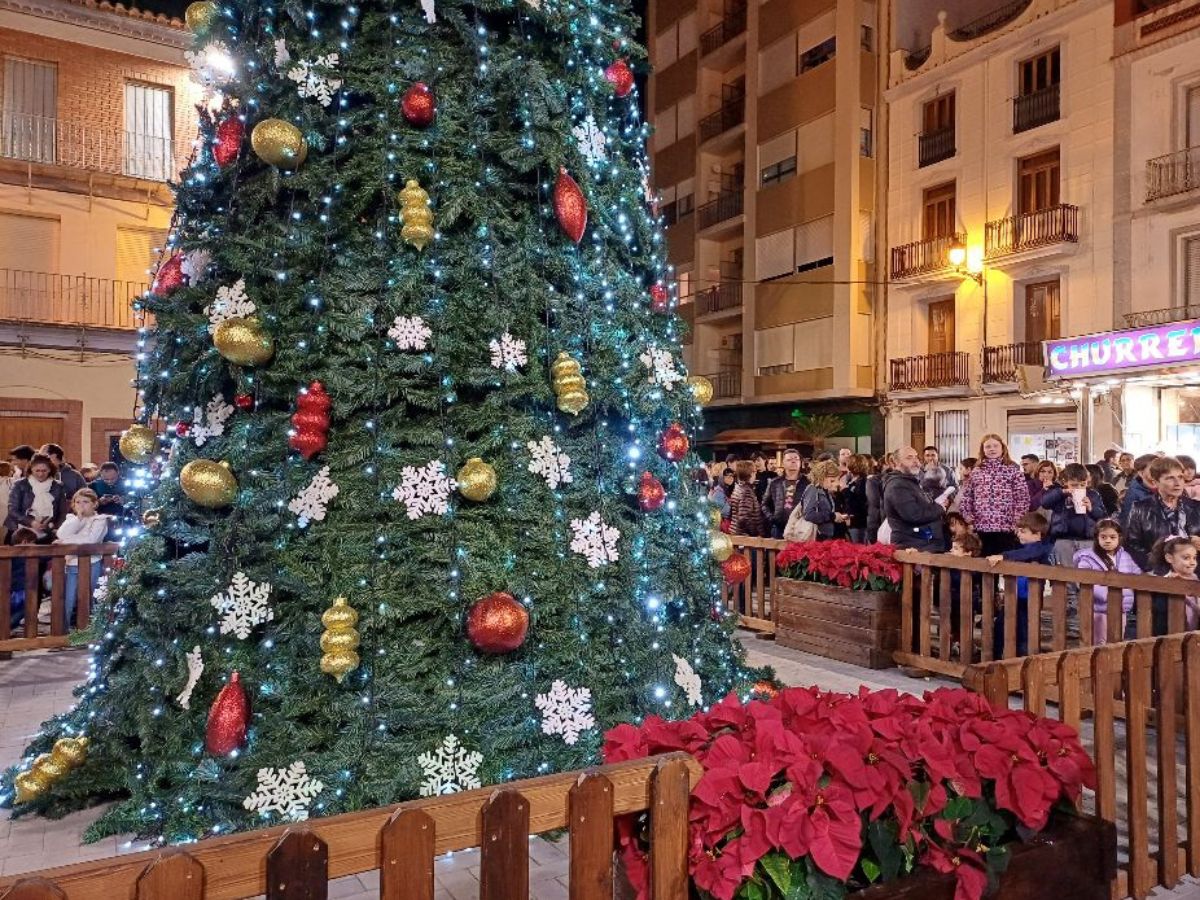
948,240,983,285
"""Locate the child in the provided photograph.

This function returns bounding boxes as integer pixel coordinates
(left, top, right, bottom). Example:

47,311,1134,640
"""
55,488,109,627
6,526,40,628
946,511,972,546
1073,518,1140,644
1157,536,1200,630
1040,462,1107,609
987,511,1054,656
1180,455,1200,502
950,531,982,558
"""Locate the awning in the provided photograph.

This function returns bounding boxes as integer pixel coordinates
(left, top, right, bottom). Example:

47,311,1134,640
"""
703,427,803,446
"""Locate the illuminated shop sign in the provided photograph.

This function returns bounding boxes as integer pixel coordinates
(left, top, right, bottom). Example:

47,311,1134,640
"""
1044,320,1200,379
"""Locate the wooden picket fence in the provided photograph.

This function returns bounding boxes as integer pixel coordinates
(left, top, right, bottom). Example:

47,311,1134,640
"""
0,754,699,900
893,550,1200,679
0,543,120,653
721,536,787,636
965,633,1200,900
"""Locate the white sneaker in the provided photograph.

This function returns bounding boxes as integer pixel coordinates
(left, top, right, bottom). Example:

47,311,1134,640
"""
37,600,52,624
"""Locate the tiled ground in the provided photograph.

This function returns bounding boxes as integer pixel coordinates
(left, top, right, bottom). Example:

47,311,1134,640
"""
2,636,1198,898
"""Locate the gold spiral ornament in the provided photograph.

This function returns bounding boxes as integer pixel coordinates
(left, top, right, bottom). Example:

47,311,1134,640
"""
13,736,88,804
400,179,434,251
251,118,308,170
180,459,238,508
320,596,360,683
551,351,589,415
118,424,157,464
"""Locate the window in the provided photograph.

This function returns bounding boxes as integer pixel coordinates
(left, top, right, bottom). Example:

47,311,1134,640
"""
655,13,697,68
756,229,794,281
860,24,874,52
654,97,695,151
795,216,833,271
934,411,970,468
124,83,174,180
922,92,955,134
761,156,797,186
1024,279,1062,343
927,297,956,354
1187,85,1200,149
1,57,56,163
922,182,956,239
758,35,797,95
860,107,873,158
1014,47,1061,132
0,212,59,274
1185,235,1200,309
800,37,836,73
1018,147,1060,214
116,227,168,286
1018,47,1060,97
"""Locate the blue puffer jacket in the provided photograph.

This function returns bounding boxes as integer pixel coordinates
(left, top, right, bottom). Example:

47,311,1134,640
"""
1119,476,1153,525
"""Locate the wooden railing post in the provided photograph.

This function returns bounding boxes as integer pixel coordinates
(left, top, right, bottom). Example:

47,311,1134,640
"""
266,831,328,900
650,758,690,900
479,790,530,900
380,809,434,900
135,851,204,900
569,773,615,900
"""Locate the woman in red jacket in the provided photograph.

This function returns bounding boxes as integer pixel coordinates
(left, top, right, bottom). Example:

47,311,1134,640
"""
958,433,1030,556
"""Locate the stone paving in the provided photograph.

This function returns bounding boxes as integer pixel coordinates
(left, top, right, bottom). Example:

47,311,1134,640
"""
1,635,1198,898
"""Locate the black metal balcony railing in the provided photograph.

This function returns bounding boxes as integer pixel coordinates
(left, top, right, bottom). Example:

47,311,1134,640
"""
699,4,747,56
1146,146,1200,202
695,283,743,316
889,232,965,280
947,0,1033,41
918,125,956,168
697,191,744,230
699,96,745,143
983,341,1045,383
0,112,177,181
1123,305,1200,328
0,268,149,330
984,203,1079,257
890,352,970,392
706,370,740,399
1013,83,1060,133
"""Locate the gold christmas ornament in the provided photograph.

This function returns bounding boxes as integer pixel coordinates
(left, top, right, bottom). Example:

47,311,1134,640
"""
251,118,308,169
551,351,589,416
687,375,715,406
118,424,158,464
709,506,723,528
399,179,434,250
710,530,734,562
13,737,88,803
13,769,51,804
214,316,274,366
51,737,88,769
180,459,238,508
457,457,497,502
142,508,163,527
184,0,219,31
31,753,68,782
320,596,360,683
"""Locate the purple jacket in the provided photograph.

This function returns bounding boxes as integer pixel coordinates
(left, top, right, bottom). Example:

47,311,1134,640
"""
1072,546,1139,613
958,459,1029,533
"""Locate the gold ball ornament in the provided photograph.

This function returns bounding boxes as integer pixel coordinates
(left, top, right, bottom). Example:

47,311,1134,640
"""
141,508,162,527
180,459,238,508
710,530,734,562
214,316,274,366
251,118,308,170
31,753,68,782
184,0,219,31
709,506,723,528
51,737,88,769
399,179,434,251
13,769,51,804
320,596,360,683
457,457,497,502
118,424,157,464
687,375,715,406
551,351,590,415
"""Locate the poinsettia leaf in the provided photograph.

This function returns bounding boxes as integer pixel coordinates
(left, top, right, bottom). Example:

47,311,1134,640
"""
805,865,848,900
943,796,972,820
867,819,904,882
739,878,767,900
861,859,881,883
785,861,813,900
760,853,792,895
988,845,1011,874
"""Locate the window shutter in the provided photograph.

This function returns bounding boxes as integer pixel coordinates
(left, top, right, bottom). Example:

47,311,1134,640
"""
0,212,58,273
1188,85,1200,149
859,212,874,263
758,130,796,172
2,58,57,162
793,318,833,370
655,106,677,150
795,216,834,267
124,83,174,180
756,229,795,280
1186,235,1200,308
116,227,167,286
758,35,796,95
678,13,697,57
677,176,695,198
656,24,678,67
676,95,695,138
755,324,795,372
933,410,971,468
797,11,837,60
798,113,835,170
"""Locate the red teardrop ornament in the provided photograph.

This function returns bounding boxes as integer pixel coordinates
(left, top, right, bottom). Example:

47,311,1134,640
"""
649,284,670,313
604,59,635,98
152,253,185,296
289,430,327,459
214,117,244,168
637,471,666,511
554,168,587,244
657,423,690,462
205,671,249,755
291,410,330,433
289,382,331,459
401,82,436,128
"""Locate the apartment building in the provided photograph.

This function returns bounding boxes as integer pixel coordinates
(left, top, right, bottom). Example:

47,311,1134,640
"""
648,0,882,454
0,0,196,465
882,0,1118,467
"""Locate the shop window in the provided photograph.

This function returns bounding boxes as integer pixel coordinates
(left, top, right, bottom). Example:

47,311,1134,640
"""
800,37,836,73
934,410,969,468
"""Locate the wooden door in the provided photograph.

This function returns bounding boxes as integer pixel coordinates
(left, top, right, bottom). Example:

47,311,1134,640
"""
0,415,63,456
1019,148,1060,214
1025,279,1061,343
923,92,954,133
928,298,956,354
909,415,926,455
922,182,956,239
1187,85,1200,149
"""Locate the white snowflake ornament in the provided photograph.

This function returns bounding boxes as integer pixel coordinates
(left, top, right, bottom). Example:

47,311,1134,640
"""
181,249,212,285
573,115,607,165
673,654,702,707
527,436,573,490
388,315,432,351
569,511,620,568
418,0,436,23
639,346,686,392
243,761,324,821
535,680,595,746
207,278,256,334
417,735,483,797
186,41,236,101
176,645,204,710
273,38,291,68
289,466,339,527
210,572,273,640
392,460,455,519
287,54,343,108
190,393,235,447
489,332,528,371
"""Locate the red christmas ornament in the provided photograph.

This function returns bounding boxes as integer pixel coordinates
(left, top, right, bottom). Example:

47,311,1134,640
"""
234,392,255,411
289,381,331,459
649,283,670,313
554,168,587,244
205,671,249,755
637,471,665,511
604,59,635,98
657,422,689,462
722,553,751,586
214,117,244,168
152,253,185,296
111,557,126,571
175,421,191,437
466,592,529,654
401,82,436,128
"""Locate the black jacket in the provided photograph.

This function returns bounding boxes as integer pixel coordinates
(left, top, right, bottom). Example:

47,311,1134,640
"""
57,465,87,499
5,477,67,532
882,470,945,551
1124,495,1200,573
866,474,885,539
761,475,809,536
1041,486,1107,539
843,475,869,530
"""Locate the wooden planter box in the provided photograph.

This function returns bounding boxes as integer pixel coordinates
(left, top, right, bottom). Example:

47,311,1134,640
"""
774,577,899,669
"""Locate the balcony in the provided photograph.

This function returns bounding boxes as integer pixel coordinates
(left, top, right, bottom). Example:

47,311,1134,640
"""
947,0,1033,41
1146,146,1200,202
918,125,955,168
890,352,971,392
697,191,744,231
983,341,1045,384
984,204,1079,258
1013,83,1060,134
698,95,745,145
889,232,965,280
1123,305,1200,328
700,4,747,57
0,112,176,182
695,282,742,317
0,269,148,331
705,369,740,400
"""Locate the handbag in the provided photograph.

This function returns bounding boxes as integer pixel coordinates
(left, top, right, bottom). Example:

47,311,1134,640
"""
783,503,817,542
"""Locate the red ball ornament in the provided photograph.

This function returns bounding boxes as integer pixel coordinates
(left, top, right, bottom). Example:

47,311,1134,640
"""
214,117,244,168
466,592,529,654
205,671,249,755
649,283,670,313
657,423,690,462
152,253,185,296
401,82,436,128
722,553,751,586
637,471,665,511
234,393,255,411
175,421,191,437
554,168,587,244
604,59,635,98
289,381,332,459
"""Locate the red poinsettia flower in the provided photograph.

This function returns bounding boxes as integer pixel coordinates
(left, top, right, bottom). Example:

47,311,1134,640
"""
923,842,990,900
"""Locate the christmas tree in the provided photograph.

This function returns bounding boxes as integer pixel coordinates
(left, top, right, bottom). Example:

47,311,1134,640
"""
2,0,759,840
